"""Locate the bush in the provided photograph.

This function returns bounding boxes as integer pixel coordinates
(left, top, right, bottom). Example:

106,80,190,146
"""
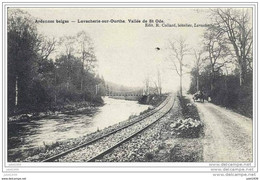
189,72,253,118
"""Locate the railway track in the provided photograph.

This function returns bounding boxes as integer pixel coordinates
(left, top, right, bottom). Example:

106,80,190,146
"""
42,94,175,162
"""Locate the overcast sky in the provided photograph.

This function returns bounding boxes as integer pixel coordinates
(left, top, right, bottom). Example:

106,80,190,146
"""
17,8,213,92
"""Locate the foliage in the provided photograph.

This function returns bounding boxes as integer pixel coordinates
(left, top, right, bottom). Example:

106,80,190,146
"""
7,9,106,116
188,8,253,118
189,68,252,118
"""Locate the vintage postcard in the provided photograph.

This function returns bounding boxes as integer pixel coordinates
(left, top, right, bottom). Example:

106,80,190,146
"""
1,2,258,180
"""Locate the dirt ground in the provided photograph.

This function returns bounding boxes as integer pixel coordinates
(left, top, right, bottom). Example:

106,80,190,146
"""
194,99,253,162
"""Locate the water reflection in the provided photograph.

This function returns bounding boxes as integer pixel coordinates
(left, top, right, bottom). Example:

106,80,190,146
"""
8,97,150,152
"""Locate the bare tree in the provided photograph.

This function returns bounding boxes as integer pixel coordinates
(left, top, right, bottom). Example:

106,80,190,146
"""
157,68,162,95
39,37,56,60
152,68,162,95
144,76,150,95
76,31,97,91
59,36,76,90
212,8,253,86
193,48,207,92
204,29,229,91
153,81,159,94
169,37,189,96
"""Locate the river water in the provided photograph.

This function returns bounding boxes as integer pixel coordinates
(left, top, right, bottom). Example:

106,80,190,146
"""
8,97,151,152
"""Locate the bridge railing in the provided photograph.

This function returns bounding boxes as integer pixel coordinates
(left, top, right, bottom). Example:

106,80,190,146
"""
106,92,143,97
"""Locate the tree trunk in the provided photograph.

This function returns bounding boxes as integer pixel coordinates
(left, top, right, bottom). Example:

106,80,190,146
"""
15,76,18,106
54,68,57,104
210,71,215,93
210,64,215,92
80,65,84,91
80,52,85,91
180,75,182,96
210,77,214,92
196,76,199,92
66,54,71,90
239,59,247,86
180,62,183,96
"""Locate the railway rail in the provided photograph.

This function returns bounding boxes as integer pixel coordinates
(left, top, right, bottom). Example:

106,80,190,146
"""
42,93,175,162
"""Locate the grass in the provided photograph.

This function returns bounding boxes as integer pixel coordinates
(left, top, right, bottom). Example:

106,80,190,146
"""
8,141,62,162
178,95,200,120
168,139,203,162
167,95,204,162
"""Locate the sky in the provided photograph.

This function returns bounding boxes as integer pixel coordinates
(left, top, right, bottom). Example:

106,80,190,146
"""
17,8,212,92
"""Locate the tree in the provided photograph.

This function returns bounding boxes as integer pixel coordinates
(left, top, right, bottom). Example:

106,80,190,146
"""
188,8,253,118
8,9,41,113
193,48,207,92
153,68,162,95
59,36,76,90
76,31,97,91
144,76,150,95
212,8,253,86
157,68,162,95
204,28,229,91
7,9,103,115
169,37,189,96
39,37,56,61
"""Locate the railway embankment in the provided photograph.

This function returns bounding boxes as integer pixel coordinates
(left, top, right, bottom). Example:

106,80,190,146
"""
99,95,204,162
9,94,204,162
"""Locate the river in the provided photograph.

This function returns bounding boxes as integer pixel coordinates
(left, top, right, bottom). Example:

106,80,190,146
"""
8,97,151,152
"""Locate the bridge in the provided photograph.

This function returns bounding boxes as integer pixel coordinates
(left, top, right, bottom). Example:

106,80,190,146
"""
106,90,144,101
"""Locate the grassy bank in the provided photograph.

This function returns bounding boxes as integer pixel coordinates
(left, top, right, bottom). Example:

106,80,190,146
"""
8,97,104,122
166,95,204,162
139,95,204,162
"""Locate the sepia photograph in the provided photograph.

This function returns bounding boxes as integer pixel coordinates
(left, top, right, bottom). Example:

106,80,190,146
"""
2,2,258,178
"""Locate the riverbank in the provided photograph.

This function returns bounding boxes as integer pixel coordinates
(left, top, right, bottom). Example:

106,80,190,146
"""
8,98,104,122
8,96,164,162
